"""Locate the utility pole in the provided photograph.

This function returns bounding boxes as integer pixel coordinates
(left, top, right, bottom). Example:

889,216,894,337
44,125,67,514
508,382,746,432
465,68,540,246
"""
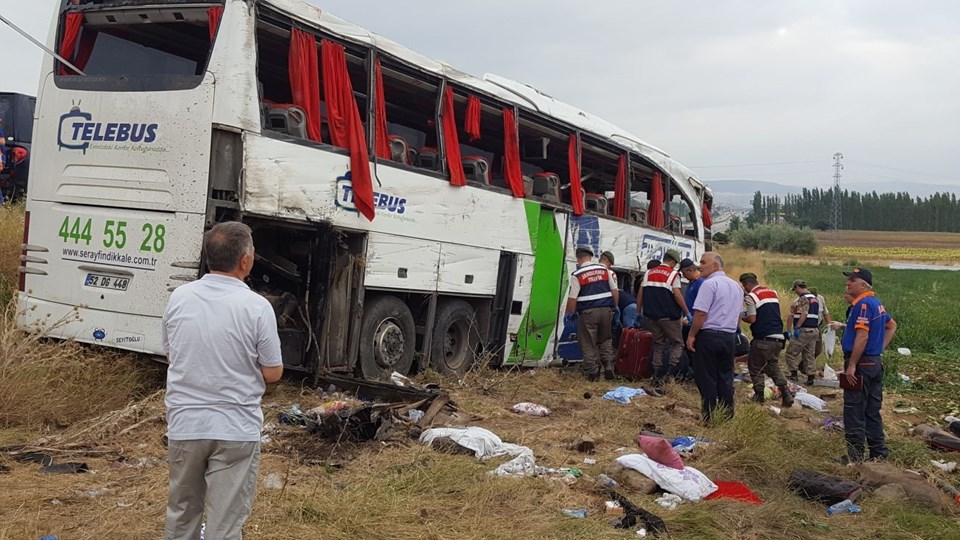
832,152,843,239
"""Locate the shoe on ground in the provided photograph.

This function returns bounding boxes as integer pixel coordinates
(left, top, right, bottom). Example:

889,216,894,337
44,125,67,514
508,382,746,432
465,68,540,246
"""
806,375,816,386
604,369,616,381
752,392,765,403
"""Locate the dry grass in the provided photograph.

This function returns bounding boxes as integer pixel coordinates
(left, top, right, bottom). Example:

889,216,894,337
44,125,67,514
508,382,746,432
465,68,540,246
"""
815,230,960,250
0,201,24,303
2,367,957,540
0,299,162,429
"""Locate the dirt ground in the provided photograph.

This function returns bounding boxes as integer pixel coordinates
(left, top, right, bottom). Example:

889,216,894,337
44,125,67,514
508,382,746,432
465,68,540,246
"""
1,366,958,540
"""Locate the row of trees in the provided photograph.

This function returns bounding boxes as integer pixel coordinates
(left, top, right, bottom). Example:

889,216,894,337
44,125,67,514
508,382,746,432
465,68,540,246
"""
746,188,960,232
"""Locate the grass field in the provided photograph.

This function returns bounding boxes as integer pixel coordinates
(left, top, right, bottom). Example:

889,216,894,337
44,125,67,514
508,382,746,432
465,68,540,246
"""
814,230,960,263
1,209,959,539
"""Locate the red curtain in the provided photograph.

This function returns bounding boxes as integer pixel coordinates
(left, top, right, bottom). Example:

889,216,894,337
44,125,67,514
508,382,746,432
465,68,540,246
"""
321,40,375,220
373,60,390,160
702,202,713,228
441,86,466,187
289,29,322,142
465,95,481,142
567,133,584,215
58,12,83,75
613,154,628,218
503,108,525,198
647,171,665,228
207,7,224,41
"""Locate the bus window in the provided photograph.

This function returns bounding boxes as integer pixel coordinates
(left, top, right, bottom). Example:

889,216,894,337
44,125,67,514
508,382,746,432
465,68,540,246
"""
518,114,569,205
380,61,441,175
579,137,621,216
669,187,697,238
450,89,503,188
56,7,216,91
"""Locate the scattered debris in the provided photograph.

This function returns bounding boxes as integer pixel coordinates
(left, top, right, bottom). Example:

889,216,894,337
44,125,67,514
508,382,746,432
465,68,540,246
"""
604,500,624,516
420,427,535,477
596,473,620,489
561,508,588,518
583,458,597,465
931,460,957,473
637,436,684,469
609,491,668,535
768,406,781,416
602,387,647,404
570,436,596,454
670,436,706,453
793,392,828,412
604,463,658,494
899,374,911,384
788,470,862,506
859,461,945,514
892,404,919,414
263,473,283,490
897,347,912,356
616,454,717,501
822,417,844,432
911,424,960,452
655,493,682,510
42,462,89,474
826,498,861,515
510,402,550,417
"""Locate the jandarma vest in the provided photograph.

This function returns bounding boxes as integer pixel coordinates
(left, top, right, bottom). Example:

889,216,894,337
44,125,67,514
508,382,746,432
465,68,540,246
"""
572,263,614,310
793,292,820,328
642,265,682,320
748,285,784,337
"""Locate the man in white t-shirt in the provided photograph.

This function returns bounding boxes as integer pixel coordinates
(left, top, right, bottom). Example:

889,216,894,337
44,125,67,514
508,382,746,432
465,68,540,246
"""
162,221,283,540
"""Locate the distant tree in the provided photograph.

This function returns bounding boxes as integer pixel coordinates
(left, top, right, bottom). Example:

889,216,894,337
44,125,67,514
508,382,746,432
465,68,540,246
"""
728,215,742,232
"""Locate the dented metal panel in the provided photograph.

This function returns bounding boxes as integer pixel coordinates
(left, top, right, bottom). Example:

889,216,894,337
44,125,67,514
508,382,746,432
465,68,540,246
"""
437,244,499,296
241,133,533,255
364,233,440,292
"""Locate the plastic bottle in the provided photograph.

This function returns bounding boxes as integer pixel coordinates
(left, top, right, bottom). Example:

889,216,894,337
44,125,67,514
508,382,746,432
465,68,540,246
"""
826,499,861,516
596,473,620,489
561,508,588,518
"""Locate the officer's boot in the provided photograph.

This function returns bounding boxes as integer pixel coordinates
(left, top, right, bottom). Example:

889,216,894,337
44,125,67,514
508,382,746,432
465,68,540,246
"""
789,370,799,382
779,385,795,408
806,374,816,386
752,389,765,403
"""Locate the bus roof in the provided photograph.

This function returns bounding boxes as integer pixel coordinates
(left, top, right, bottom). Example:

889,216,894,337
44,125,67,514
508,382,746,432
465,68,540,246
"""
263,0,705,204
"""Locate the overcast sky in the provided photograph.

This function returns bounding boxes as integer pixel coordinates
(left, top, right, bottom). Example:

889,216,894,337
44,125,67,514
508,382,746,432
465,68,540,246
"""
2,0,958,190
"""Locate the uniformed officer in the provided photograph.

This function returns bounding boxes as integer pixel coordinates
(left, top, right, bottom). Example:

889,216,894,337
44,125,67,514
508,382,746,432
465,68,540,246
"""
739,273,794,407
839,267,897,464
636,249,690,392
809,287,834,360
784,279,821,385
565,246,619,381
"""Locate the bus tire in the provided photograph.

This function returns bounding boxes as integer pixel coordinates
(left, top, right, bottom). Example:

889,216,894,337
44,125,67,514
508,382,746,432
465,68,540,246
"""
429,299,480,376
358,295,416,380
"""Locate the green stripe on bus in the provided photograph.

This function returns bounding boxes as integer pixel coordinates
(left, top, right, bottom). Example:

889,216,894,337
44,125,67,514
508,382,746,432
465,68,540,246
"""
507,202,567,365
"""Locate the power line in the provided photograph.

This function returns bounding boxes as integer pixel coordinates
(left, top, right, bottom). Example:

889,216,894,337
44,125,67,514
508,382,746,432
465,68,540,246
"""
844,159,960,182
690,159,826,169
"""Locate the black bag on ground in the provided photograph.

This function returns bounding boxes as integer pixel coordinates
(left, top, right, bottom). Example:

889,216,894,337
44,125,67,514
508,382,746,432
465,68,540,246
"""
787,469,862,505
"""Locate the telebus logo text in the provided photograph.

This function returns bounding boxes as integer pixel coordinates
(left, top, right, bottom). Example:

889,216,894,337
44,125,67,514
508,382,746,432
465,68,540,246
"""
58,105,159,154
335,173,407,215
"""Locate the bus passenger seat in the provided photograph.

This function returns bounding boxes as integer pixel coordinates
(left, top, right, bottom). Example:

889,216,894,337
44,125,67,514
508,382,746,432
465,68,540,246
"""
462,156,490,184
388,135,410,164
585,193,609,215
629,207,647,224
415,147,439,170
532,172,561,204
669,215,683,233
266,105,308,139
522,175,534,197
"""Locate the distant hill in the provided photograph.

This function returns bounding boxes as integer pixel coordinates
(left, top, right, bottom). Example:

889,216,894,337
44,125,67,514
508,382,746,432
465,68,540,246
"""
708,179,960,208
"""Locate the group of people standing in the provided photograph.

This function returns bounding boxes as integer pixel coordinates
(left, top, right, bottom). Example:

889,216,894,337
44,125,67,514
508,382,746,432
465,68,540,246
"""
566,247,897,465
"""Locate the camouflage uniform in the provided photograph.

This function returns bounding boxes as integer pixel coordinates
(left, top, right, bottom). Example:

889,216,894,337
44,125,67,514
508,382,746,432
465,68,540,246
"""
784,294,820,381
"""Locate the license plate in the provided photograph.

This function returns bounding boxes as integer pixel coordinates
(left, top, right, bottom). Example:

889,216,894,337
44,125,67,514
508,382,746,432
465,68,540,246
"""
84,273,130,291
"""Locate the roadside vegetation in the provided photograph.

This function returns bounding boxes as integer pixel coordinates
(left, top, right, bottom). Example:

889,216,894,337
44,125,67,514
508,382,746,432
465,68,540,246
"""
0,206,958,539
730,223,818,255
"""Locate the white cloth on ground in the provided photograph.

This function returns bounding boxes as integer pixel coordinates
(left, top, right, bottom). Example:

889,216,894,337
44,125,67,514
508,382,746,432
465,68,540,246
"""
616,454,718,501
420,427,535,477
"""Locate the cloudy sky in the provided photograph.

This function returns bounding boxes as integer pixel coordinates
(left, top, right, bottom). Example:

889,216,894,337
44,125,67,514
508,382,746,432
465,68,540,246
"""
2,0,958,190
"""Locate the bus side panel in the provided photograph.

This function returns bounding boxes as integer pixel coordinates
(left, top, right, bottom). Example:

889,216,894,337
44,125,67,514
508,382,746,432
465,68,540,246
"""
364,233,440,292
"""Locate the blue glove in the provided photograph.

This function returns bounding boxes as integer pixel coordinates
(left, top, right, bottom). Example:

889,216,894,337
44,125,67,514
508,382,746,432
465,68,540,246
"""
685,313,693,324
792,328,801,338
613,307,622,322
563,313,577,327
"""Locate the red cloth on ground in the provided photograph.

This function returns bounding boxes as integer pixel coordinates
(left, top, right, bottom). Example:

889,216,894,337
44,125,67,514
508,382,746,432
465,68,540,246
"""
705,481,763,504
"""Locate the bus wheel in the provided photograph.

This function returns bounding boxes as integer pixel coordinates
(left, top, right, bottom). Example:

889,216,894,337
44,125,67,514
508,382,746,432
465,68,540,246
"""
358,295,415,380
429,300,479,376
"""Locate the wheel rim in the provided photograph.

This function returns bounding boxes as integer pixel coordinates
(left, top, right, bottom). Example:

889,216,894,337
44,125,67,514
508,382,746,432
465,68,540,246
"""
373,318,405,370
442,319,469,369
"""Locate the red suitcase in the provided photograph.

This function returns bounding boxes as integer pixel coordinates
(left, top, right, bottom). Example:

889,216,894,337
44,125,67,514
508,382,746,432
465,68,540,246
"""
615,328,653,380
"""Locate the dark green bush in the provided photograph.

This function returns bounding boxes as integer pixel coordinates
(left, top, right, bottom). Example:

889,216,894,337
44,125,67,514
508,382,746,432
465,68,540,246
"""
731,224,818,255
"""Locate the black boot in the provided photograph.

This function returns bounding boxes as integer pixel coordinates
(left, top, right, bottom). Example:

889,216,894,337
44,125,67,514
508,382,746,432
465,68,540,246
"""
779,385,795,408
789,370,799,382
806,374,816,386
752,390,765,403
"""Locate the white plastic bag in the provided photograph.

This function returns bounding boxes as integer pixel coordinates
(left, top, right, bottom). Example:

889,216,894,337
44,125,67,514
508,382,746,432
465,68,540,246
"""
616,454,718,501
511,402,551,416
822,328,836,358
794,392,828,412
823,364,838,381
